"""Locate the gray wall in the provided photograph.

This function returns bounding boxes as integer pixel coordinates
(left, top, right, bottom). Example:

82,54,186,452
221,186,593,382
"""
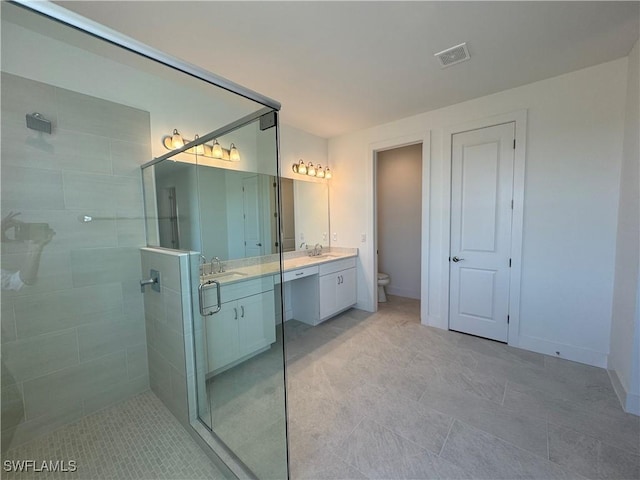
1,73,151,450
376,144,422,299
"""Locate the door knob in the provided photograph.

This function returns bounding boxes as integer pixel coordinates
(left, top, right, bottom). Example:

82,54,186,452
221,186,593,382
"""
452,256,464,262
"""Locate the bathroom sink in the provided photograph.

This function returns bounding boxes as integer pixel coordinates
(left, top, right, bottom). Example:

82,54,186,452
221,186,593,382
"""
314,254,339,259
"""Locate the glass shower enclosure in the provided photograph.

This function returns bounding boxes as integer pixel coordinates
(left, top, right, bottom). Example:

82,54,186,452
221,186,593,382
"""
1,1,288,478
141,113,288,479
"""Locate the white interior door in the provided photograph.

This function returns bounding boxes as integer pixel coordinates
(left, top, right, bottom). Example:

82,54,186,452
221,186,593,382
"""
242,175,263,257
449,122,515,342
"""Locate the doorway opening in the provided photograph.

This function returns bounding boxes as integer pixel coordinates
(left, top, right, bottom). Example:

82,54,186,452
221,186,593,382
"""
375,143,423,310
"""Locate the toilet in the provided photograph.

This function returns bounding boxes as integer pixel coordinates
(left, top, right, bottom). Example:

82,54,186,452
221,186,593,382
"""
377,272,390,302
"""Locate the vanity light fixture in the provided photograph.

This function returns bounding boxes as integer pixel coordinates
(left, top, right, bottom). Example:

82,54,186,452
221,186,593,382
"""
193,134,205,155
292,159,306,175
229,143,240,162
292,159,332,179
211,139,223,159
307,163,317,177
162,130,240,162
171,129,184,149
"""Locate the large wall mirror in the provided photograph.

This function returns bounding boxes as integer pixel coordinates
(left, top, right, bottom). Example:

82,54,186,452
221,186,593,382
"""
148,161,329,260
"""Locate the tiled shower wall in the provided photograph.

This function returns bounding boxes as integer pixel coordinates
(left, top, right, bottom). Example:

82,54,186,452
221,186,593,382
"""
140,248,195,427
0,72,151,450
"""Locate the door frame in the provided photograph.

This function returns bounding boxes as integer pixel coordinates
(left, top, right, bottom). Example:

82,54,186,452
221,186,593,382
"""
370,131,431,317
441,110,527,346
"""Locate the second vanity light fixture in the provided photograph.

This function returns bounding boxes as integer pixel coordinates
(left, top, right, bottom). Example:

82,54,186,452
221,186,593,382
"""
163,129,240,162
292,159,332,179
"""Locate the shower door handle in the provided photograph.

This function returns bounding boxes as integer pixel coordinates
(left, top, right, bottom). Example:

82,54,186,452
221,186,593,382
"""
198,280,221,316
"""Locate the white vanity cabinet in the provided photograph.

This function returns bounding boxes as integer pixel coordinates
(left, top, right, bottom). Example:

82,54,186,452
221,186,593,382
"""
203,276,275,375
319,257,357,321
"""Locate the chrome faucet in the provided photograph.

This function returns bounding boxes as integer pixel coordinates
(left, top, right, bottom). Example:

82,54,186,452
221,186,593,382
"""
311,243,322,257
210,256,223,274
299,242,307,250
200,255,209,275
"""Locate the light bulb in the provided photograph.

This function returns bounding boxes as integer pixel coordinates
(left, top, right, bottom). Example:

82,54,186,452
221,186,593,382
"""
325,168,332,179
307,162,316,176
212,139,223,159
298,160,307,175
317,164,325,178
171,129,184,149
229,143,240,162
193,134,205,155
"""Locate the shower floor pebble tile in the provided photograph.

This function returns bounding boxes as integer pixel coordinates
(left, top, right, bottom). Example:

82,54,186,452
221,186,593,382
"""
1,391,225,480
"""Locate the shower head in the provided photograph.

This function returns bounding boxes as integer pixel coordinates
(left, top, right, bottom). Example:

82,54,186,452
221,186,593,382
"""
25,112,52,134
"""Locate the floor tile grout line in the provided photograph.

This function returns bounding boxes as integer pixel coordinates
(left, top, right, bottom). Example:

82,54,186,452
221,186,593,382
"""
438,418,455,457
367,416,443,458
545,416,640,458
501,379,508,406
546,420,550,461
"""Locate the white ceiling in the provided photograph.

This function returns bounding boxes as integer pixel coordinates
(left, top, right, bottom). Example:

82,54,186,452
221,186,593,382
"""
56,1,639,139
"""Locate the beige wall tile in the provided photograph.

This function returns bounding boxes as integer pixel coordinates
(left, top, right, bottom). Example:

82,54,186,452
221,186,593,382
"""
1,166,64,211
77,314,145,362
2,330,79,382
70,246,140,287
1,300,17,344
22,350,127,420
82,374,148,415
14,283,123,338
111,140,152,178
127,345,149,380
0,73,57,128
62,171,142,212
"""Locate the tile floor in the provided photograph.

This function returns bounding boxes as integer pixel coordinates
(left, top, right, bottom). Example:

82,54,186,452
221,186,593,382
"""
1,391,225,480
3,297,638,480
206,332,288,480
286,295,640,480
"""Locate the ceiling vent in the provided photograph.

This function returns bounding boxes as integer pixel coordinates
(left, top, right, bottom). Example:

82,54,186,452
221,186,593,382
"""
434,42,470,68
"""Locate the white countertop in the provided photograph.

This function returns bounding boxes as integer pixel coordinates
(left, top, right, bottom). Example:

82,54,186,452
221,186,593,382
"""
200,250,357,286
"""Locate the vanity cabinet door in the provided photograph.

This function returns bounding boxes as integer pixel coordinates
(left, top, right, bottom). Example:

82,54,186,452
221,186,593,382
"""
335,267,357,312
238,291,276,357
319,267,357,320
319,272,338,320
205,302,240,373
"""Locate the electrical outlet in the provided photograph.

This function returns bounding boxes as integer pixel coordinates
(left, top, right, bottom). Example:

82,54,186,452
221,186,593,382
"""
323,232,327,241
300,232,305,242
361,233,366,243
332,232,337,242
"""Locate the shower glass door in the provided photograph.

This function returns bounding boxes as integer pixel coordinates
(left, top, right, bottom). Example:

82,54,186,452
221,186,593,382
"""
144,113,288,479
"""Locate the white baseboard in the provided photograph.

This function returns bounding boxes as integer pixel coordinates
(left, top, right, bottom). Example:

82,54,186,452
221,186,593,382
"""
608,369,640,416
626,392,640,416
517,335,608,368
424,314,447,330
386,286,420,299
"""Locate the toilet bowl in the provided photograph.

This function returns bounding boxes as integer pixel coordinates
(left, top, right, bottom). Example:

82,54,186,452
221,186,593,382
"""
378,272,390,303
